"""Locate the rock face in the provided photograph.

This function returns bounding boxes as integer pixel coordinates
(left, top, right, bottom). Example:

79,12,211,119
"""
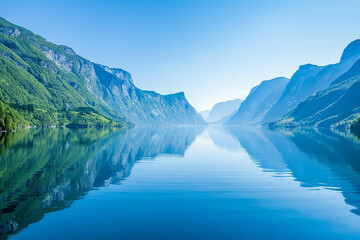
262,40,360,123
226,77,289,125
206,99,243,123
0,17,205,126
227,40,360,127
271,59,360,128
80,62,205,125
0,220,19,234
0,27,21,37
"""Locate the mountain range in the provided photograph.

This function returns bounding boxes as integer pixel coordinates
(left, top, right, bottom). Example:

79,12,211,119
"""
226,77,289,125
264,41,360,123
271,59,360,128
226,39,360,132
203,99,243,123
1,16,360,133
0,17,205,131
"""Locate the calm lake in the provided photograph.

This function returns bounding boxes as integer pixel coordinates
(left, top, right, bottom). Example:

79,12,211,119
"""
1,126,360,239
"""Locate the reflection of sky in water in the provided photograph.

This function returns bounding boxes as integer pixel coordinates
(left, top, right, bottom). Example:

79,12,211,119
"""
3,126,360,240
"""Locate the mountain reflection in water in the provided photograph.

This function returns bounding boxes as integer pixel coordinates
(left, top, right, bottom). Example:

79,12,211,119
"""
2,126,360,239
0,126,204,239
222,127,360,216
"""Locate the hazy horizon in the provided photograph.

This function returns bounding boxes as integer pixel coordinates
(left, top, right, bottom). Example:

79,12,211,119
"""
1,0,360,111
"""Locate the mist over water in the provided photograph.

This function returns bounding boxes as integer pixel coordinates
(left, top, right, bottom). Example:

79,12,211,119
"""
2,126,360,240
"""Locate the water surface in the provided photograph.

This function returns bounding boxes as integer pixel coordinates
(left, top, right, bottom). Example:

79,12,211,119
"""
1,126,360,239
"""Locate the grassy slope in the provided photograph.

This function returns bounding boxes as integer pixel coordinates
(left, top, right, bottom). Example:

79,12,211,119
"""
0,100,27,131
269,71,360,129
0,17,127,130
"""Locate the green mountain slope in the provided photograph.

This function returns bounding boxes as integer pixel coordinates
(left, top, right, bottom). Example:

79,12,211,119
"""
262,40,360,123
0,100,27,131
0,17,205,130
270,59,360,128
0,17,127,129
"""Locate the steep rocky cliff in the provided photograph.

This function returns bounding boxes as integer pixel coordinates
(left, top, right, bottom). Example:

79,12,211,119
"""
226,77,289,125
263,40,360,123
0,17,204,126
270,59,360,128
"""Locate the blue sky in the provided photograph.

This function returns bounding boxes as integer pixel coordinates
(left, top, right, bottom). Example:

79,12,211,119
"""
1,0,360,110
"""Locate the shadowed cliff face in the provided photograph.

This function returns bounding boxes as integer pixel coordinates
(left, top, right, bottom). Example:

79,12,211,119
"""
0,126,204,239
226,77,289,126
220,127,360,217
263,40,360,123
272,59,360,128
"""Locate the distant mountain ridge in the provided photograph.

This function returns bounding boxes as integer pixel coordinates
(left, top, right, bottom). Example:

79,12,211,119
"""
0,16,205,130
206,99,243,123
226,39,360,130
226,77,289,125
263,40,360,123
271,58,360,128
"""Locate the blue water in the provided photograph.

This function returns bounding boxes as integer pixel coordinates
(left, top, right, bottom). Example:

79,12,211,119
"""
2,126,360,239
